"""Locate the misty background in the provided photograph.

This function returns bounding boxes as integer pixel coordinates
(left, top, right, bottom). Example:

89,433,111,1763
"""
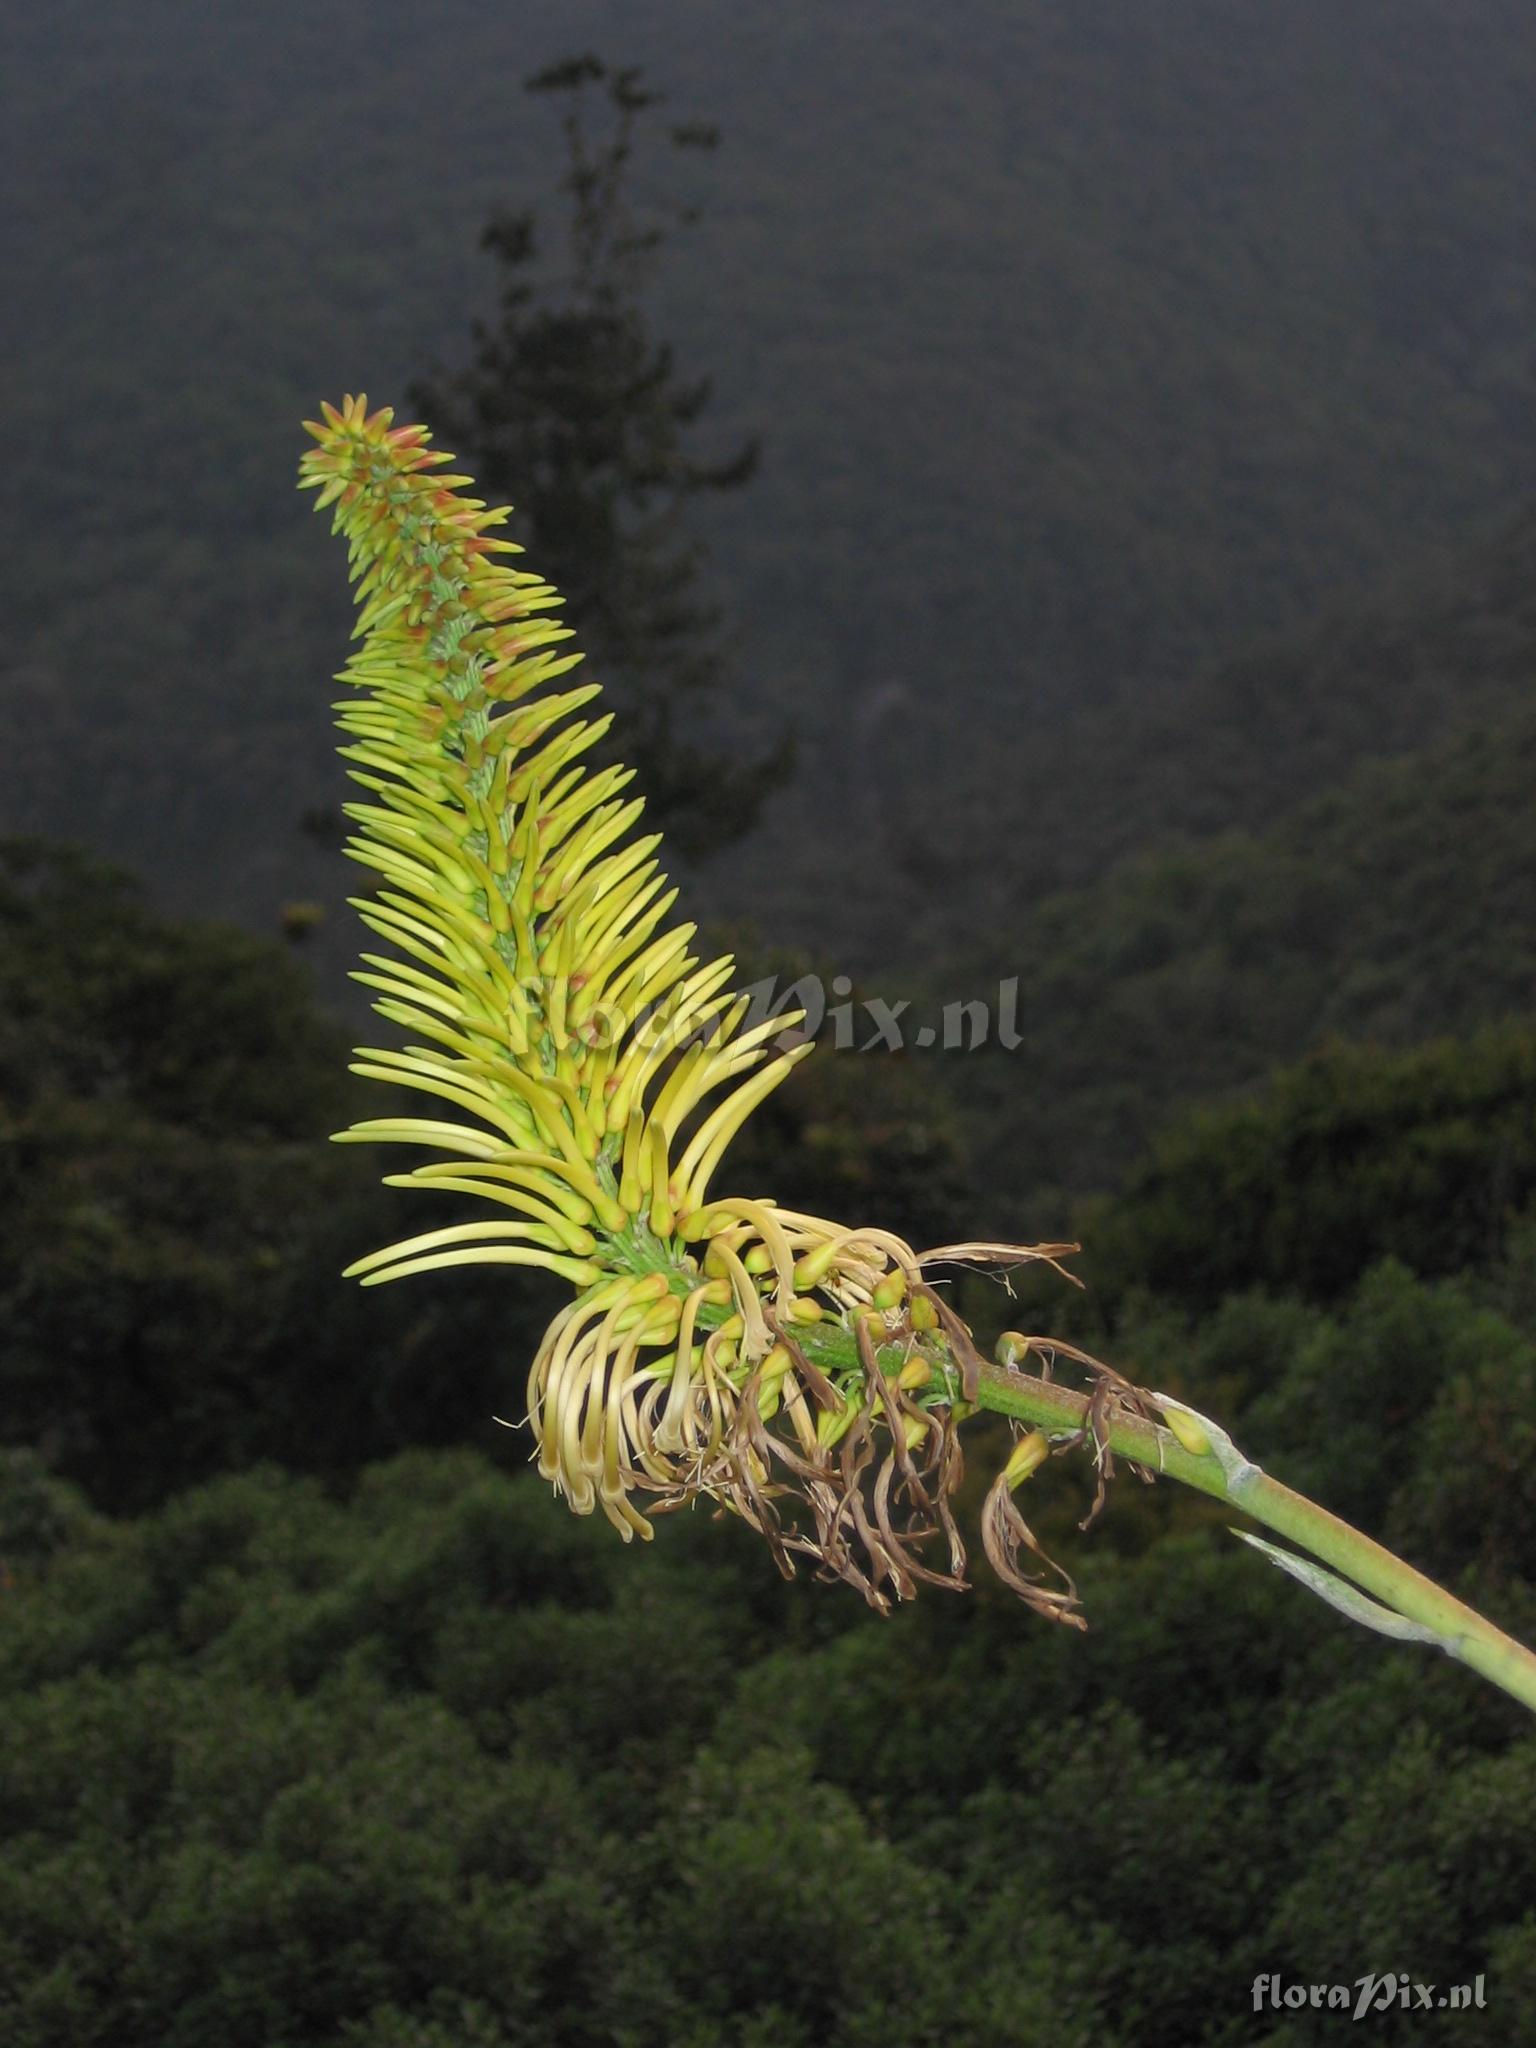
6,7,1536,2044
7,0,1534,966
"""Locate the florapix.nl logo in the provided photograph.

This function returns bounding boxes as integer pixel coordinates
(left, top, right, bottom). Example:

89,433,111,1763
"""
1252,1972,1487,2019
494,969,1028,1056
734,973,1026,1052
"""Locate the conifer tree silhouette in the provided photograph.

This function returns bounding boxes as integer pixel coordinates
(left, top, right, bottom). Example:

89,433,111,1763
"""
409,53,790,861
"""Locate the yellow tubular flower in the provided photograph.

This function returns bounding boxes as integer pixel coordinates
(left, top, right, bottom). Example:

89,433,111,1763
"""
301,396,1090,1616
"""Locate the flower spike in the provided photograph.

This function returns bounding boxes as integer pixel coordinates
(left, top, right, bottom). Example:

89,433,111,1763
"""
301,398,1093,1612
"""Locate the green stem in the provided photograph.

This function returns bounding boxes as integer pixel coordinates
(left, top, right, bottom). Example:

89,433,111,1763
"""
972,1357,1536,1717
631,1250,1536,1713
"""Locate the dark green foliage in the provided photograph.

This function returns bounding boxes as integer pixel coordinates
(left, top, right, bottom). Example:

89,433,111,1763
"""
1395,1337,1536,1587
4,837,1535,2039
3,1370,1532,2048
1076,1026,1536,1316
1121,1258,1536,1595
942,706,1536,1226
0,842,565,1509
7,13,1536,2033
1259,1729,1536,2044
942,503,1536,916
713,927,975,1253
0,848,976,1509
0,838,343,1140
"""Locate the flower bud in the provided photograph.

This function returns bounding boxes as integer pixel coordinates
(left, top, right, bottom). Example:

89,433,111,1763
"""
816,1391,862,1451
1159,1400,1212,1458
757,1344,793,1385
792,1241,841,1291
1002,1429,1051,1490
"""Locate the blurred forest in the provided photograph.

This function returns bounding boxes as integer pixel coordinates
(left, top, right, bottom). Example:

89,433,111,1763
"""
6,521,1536,2034
6,829,1536,2043
3,0,1535,967
6,3,1536,2042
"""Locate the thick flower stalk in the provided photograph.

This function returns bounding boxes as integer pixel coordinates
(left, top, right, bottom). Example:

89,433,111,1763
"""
300,398,1536,1709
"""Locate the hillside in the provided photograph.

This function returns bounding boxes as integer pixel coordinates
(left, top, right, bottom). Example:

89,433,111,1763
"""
3,0,1535,979
730,499,1536,976
919,694,1536,1230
